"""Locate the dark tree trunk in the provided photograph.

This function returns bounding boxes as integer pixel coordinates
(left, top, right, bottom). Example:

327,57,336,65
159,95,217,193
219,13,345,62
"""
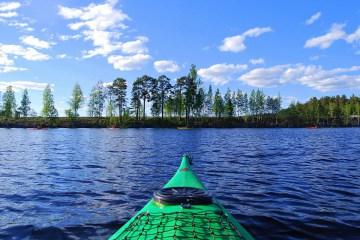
118,103,122,122
161,93,164,120
143,97,146,120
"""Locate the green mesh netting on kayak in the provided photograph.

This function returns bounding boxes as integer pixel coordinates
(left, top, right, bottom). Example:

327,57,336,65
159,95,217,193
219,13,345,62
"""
115,211,246,240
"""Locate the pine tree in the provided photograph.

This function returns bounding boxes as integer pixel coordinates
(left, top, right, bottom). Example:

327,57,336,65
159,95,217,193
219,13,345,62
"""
156,75,172,119
67,83,84,117
224,88,234,117
175,76,186,119
194,87,205,117
204,85,213,116
88,82,105,117
184,64,198,125
213,89,224,118
131,79,142,120
236,90,243,116
42,85,58,118
111,78,127,120
18,89,31,117
2,86,16,118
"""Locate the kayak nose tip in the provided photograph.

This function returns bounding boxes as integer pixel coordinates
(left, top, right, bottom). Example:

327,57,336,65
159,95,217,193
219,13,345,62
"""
182,154,193,165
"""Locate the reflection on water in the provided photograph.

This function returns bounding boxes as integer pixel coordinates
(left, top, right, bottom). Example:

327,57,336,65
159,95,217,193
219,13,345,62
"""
0,128,360,239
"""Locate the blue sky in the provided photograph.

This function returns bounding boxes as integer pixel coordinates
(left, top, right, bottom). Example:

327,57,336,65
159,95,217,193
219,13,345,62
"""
0,0,359,116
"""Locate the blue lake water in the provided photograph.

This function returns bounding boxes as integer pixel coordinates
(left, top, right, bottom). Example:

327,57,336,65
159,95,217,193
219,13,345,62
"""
0,128,359,240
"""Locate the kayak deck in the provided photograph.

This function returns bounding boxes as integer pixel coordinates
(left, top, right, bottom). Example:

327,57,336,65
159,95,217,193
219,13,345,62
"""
114,211,246,239
109,155,254,240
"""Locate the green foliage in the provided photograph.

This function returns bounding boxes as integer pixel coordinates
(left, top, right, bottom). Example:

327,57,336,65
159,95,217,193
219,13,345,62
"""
184,64,198,125
193,87,205,117
42,85,58,118
204,85,213,116
224,88,234,117
110,78,127,119
131,78,142,120
153,75,172,119
213,89,224,118
280,95,360,127
18,89,31,117
67,83,84,117
174,76,186,118
88,82,106,117
2,86,17,118
137,75,154,120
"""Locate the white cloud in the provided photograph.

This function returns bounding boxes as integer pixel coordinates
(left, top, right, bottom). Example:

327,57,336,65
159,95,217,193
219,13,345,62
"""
304,23,346,49
153,60,180,73
198,63,248,85
305,11,321,25
58,0,130,58
347,26,360,43
0,44,50,61
20,35,54,49
309,55,320,61
59,0,151,71
59,34,82,41
0,2,21,21
56,54,69,59
108,53,151,71
250,58,264,65
0,11,17,18
0,51,14,65
219,27,272,53
0,2,21,12
0,81,51,91
239,64,360,92
121,36,148,54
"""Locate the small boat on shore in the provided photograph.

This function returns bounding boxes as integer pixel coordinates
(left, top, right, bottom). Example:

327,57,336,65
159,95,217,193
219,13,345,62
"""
109,155,254,240
176,126,193,130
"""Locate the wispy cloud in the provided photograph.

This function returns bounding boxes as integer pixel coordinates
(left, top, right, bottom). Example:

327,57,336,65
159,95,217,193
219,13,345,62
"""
249,58,264,65
219,27,272,53
198,63,248,85
0,81,51,91
305,11,321,25
0,66,27,73
0,44,50,61
346,26,360,44
305,23,346,49
305,23,360,52
58,34,82,41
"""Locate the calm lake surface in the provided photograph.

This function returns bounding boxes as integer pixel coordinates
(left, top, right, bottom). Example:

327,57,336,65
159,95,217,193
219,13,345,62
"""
0,128,359,240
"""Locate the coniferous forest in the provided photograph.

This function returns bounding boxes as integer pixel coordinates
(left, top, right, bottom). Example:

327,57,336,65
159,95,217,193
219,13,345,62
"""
0,64,360,128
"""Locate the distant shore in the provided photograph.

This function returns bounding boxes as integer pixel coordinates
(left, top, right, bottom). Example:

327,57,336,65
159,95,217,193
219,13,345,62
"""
0,117,359,128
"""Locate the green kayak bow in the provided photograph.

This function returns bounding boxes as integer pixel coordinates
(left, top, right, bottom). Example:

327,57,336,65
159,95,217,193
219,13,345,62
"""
109,155,255,240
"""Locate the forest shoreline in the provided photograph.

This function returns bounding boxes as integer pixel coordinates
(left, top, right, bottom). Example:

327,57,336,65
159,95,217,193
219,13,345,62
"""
0,117,359,128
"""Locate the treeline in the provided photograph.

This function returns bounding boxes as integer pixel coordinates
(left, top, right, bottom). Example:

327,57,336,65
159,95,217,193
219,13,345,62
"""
0,65,282,127
280,95,360,127
1,64,360,128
